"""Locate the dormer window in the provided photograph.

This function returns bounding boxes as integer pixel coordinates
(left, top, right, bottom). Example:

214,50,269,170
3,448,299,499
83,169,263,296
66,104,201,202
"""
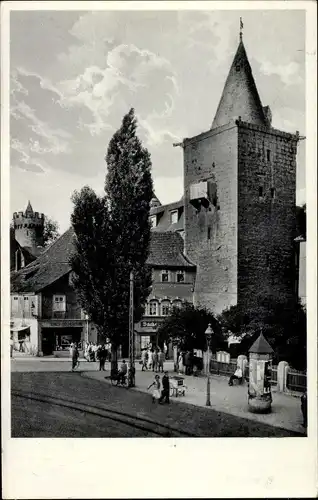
170,210,178,224
150,215,157,228
176,270,185,283
161,270,169,282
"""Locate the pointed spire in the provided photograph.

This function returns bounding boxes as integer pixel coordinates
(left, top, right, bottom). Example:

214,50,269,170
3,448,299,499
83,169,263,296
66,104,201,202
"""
249,333,274,354
211,38,267,130
25,200,34,215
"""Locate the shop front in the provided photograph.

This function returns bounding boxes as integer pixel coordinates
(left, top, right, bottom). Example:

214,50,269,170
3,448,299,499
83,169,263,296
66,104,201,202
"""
39,319,86,356
134,318,172,358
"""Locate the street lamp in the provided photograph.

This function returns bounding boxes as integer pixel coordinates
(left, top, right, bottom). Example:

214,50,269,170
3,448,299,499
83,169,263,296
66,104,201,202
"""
205,323,213,406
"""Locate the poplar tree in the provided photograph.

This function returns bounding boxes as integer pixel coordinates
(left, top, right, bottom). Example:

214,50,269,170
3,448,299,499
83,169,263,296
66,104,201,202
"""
71,109,153,374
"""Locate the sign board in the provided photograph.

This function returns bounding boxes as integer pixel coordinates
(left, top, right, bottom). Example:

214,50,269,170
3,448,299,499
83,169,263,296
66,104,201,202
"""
140,321,158,329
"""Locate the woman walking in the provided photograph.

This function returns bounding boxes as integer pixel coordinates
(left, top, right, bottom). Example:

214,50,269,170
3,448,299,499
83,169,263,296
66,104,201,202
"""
141,349,148,371
147,374,161,404
178,351,184,374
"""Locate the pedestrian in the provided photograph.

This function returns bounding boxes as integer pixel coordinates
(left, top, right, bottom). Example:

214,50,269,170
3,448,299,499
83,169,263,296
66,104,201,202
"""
141,348,148,371
301,391,307,428
164,342,168,359
147,374,161,404
228,366,243,386
71,343,79,371
147,349,153,370
159,371,170,404
158,349,165,373
98,344,107,371
184,351,190,375
10,336,14,358
178,351,184,374
153,349,159,372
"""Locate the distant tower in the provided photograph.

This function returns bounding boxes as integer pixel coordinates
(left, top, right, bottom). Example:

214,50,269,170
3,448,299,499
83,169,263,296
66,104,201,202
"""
13,201,44,248
183,31,299,314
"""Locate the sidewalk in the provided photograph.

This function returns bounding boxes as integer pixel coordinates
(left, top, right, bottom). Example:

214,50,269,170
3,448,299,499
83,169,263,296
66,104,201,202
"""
81,364,306,435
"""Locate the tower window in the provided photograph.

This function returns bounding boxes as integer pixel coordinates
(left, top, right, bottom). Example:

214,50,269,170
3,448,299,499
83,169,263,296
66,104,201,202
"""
235,65,240,72
267,149,271,161
207,227,211,240
258,186,264,198
271,187,276,199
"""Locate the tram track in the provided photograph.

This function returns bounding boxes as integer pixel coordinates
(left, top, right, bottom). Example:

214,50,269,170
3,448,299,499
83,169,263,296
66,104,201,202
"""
11,390,196,438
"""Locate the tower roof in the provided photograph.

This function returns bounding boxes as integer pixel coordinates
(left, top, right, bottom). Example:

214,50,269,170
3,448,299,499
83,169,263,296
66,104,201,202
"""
249,333,274,354
211,39,267,130
25,200,34,215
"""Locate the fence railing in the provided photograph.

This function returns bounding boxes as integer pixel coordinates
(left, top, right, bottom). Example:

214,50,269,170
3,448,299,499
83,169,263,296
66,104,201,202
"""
286,370,307,392
209,358,306,393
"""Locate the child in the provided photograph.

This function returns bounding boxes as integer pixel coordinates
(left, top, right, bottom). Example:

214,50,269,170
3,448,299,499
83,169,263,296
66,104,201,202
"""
147,374,161,403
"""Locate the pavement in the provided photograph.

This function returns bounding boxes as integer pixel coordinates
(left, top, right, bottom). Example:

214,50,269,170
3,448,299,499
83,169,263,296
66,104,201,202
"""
11,355,306,435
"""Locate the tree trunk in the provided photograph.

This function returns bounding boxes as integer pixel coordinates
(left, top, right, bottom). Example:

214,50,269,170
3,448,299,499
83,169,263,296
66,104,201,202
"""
111,342,118,377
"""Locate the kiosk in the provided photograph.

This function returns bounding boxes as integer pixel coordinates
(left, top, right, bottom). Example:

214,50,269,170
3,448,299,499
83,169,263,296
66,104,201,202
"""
248,333,274,413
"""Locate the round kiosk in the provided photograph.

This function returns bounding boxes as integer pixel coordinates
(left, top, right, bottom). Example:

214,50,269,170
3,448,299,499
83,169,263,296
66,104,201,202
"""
248,333,274,413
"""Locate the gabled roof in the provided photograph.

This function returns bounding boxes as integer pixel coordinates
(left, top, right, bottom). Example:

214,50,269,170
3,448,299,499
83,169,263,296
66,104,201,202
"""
211,40,267,130
11,228,74,293
249,333,274,354
147,231,195,268
11,227,195,293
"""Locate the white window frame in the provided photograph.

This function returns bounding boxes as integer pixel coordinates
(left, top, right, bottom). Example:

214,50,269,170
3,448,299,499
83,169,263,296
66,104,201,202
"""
150,215,157,228
53,294,66,312
176,270,185,283
161,270,170,282
11,295,19,313
148,300,158,316
170,209,178,224
161,301,170,316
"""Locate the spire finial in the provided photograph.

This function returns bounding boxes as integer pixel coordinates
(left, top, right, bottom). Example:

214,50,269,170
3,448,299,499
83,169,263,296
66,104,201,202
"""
239,17,244,41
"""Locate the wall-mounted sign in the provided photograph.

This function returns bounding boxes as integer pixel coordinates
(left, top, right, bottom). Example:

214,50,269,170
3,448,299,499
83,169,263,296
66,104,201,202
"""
40,320,85,328
141,321,158,329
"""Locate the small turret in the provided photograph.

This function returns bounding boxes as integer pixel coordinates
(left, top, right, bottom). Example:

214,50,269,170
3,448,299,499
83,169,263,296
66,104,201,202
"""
13,201,44,248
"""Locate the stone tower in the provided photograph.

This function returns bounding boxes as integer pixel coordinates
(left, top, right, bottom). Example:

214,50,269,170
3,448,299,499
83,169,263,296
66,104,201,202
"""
183,36,299,314
13,201,44,248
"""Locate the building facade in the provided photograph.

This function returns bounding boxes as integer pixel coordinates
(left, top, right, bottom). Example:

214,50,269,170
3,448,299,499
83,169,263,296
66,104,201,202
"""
10,35,305,356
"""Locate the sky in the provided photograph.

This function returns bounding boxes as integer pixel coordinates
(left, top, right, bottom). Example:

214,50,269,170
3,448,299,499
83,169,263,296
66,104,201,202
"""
10,9,306,233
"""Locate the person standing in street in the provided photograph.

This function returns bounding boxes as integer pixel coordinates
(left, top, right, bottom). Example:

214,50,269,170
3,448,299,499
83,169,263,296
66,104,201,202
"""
98,344,107,371
158,349,165,373
147,374,161,403
152,349,159,372
178,351,184,374
141,348,148,371
71,343,79,371
147,349,153,370
159,371,170,404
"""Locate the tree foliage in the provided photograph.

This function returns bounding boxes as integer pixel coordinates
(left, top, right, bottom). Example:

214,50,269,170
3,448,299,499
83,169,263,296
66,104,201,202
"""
157,302,227,353
218,293,307,371
43,216,60,247
70,109,153,361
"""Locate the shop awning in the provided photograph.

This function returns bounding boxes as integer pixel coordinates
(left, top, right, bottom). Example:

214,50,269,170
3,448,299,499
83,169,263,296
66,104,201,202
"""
10,323,30,333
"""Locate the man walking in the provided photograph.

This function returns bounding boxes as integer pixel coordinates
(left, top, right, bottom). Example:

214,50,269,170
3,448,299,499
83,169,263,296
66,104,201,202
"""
159,371,170,404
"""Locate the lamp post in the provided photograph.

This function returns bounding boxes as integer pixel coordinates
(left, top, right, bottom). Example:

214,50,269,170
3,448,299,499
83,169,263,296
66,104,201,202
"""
205,323,213,407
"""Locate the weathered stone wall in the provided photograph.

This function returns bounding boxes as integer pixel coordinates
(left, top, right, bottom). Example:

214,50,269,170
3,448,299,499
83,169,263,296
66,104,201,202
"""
183,122,238,314
237,122,298,307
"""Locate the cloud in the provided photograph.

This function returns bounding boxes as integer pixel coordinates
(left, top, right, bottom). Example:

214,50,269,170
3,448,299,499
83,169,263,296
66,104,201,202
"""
260,61,303,87
57,43,177,139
